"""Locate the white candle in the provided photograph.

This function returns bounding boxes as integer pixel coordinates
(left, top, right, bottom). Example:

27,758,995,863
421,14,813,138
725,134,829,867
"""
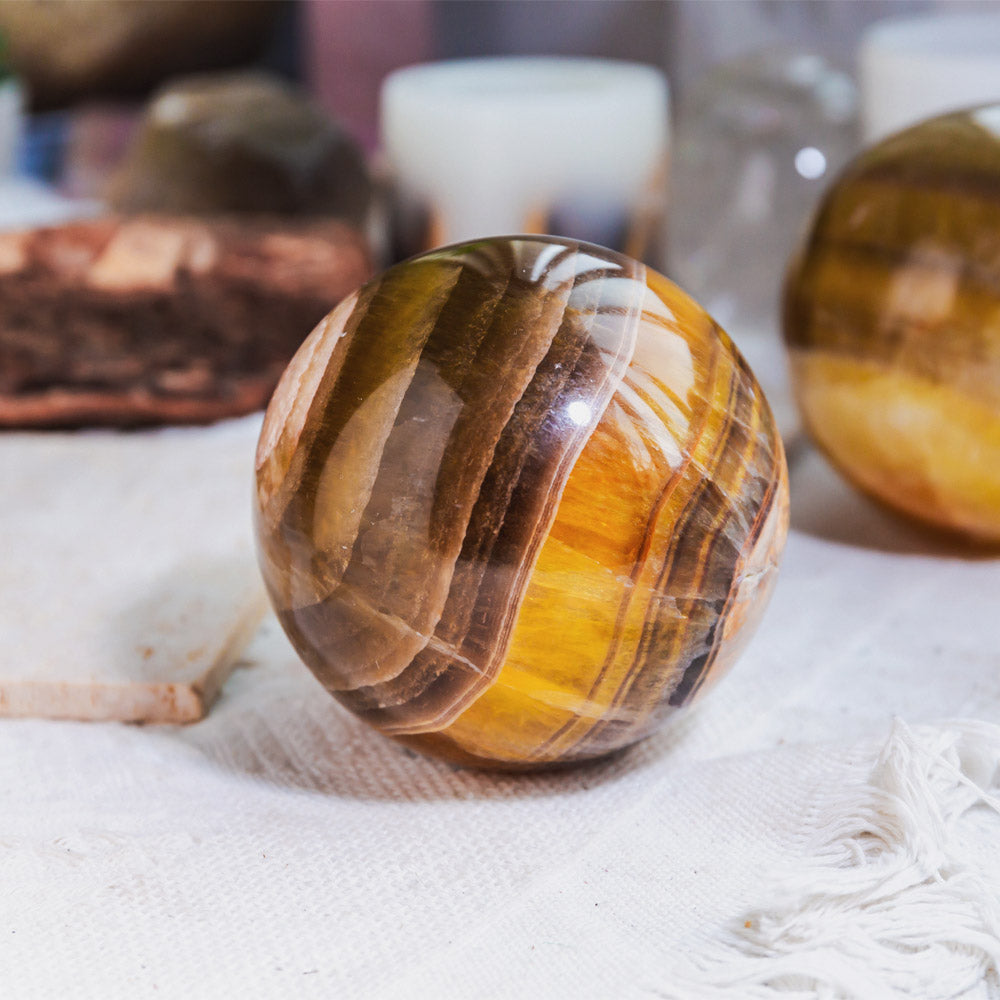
860,13,1000,142
380,57,669,262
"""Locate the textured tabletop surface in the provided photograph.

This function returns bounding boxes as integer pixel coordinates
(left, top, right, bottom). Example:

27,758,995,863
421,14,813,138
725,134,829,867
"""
2,398,998,997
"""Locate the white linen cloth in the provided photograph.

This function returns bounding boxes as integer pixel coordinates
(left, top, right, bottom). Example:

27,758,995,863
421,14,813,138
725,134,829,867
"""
2,423,999,998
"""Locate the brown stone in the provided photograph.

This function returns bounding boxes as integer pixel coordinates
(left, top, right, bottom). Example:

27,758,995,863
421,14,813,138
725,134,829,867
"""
107,72,372,225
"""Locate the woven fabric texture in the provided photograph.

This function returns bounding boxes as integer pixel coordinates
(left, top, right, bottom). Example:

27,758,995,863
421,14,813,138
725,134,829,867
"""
2,427,999,998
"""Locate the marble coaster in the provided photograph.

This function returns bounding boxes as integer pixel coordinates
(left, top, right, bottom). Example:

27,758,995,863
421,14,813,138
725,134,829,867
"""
0,415,267,722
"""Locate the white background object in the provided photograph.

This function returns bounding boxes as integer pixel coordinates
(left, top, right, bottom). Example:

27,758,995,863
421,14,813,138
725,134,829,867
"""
381,57,669,248
0,77,23,178
0,177,99,231
860,12,1000,141
0,417,267,722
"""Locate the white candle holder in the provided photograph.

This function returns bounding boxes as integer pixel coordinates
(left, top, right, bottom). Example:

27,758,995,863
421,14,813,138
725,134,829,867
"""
860,13,1000,142
380,57,669,263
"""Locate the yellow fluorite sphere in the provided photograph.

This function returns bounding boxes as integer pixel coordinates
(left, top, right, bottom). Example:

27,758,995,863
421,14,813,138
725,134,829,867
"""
785,106,1000,541
254,237,788,769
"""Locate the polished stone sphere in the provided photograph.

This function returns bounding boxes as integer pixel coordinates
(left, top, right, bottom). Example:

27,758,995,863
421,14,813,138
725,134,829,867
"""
254,236,788,769
785,106,1000,541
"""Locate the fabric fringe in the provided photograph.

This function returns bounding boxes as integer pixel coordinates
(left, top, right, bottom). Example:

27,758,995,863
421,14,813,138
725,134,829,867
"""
664,719,1000,999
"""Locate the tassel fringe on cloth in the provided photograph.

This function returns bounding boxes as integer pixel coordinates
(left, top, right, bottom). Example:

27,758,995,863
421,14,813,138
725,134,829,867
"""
666,719,1000,998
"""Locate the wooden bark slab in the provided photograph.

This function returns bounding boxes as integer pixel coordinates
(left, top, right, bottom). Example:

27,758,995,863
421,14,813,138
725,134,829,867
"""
0,415,267,722
0,214,371,428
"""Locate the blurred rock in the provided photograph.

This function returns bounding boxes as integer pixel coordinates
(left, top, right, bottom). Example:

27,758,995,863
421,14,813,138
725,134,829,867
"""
107,72,371,224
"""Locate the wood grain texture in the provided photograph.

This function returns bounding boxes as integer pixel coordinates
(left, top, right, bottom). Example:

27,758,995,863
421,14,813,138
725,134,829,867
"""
785,107,1000,541
256,237,788,768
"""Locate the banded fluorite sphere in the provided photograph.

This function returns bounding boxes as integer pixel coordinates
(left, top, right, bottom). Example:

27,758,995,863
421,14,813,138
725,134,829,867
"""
254,237,788,769
785,106,1000,541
